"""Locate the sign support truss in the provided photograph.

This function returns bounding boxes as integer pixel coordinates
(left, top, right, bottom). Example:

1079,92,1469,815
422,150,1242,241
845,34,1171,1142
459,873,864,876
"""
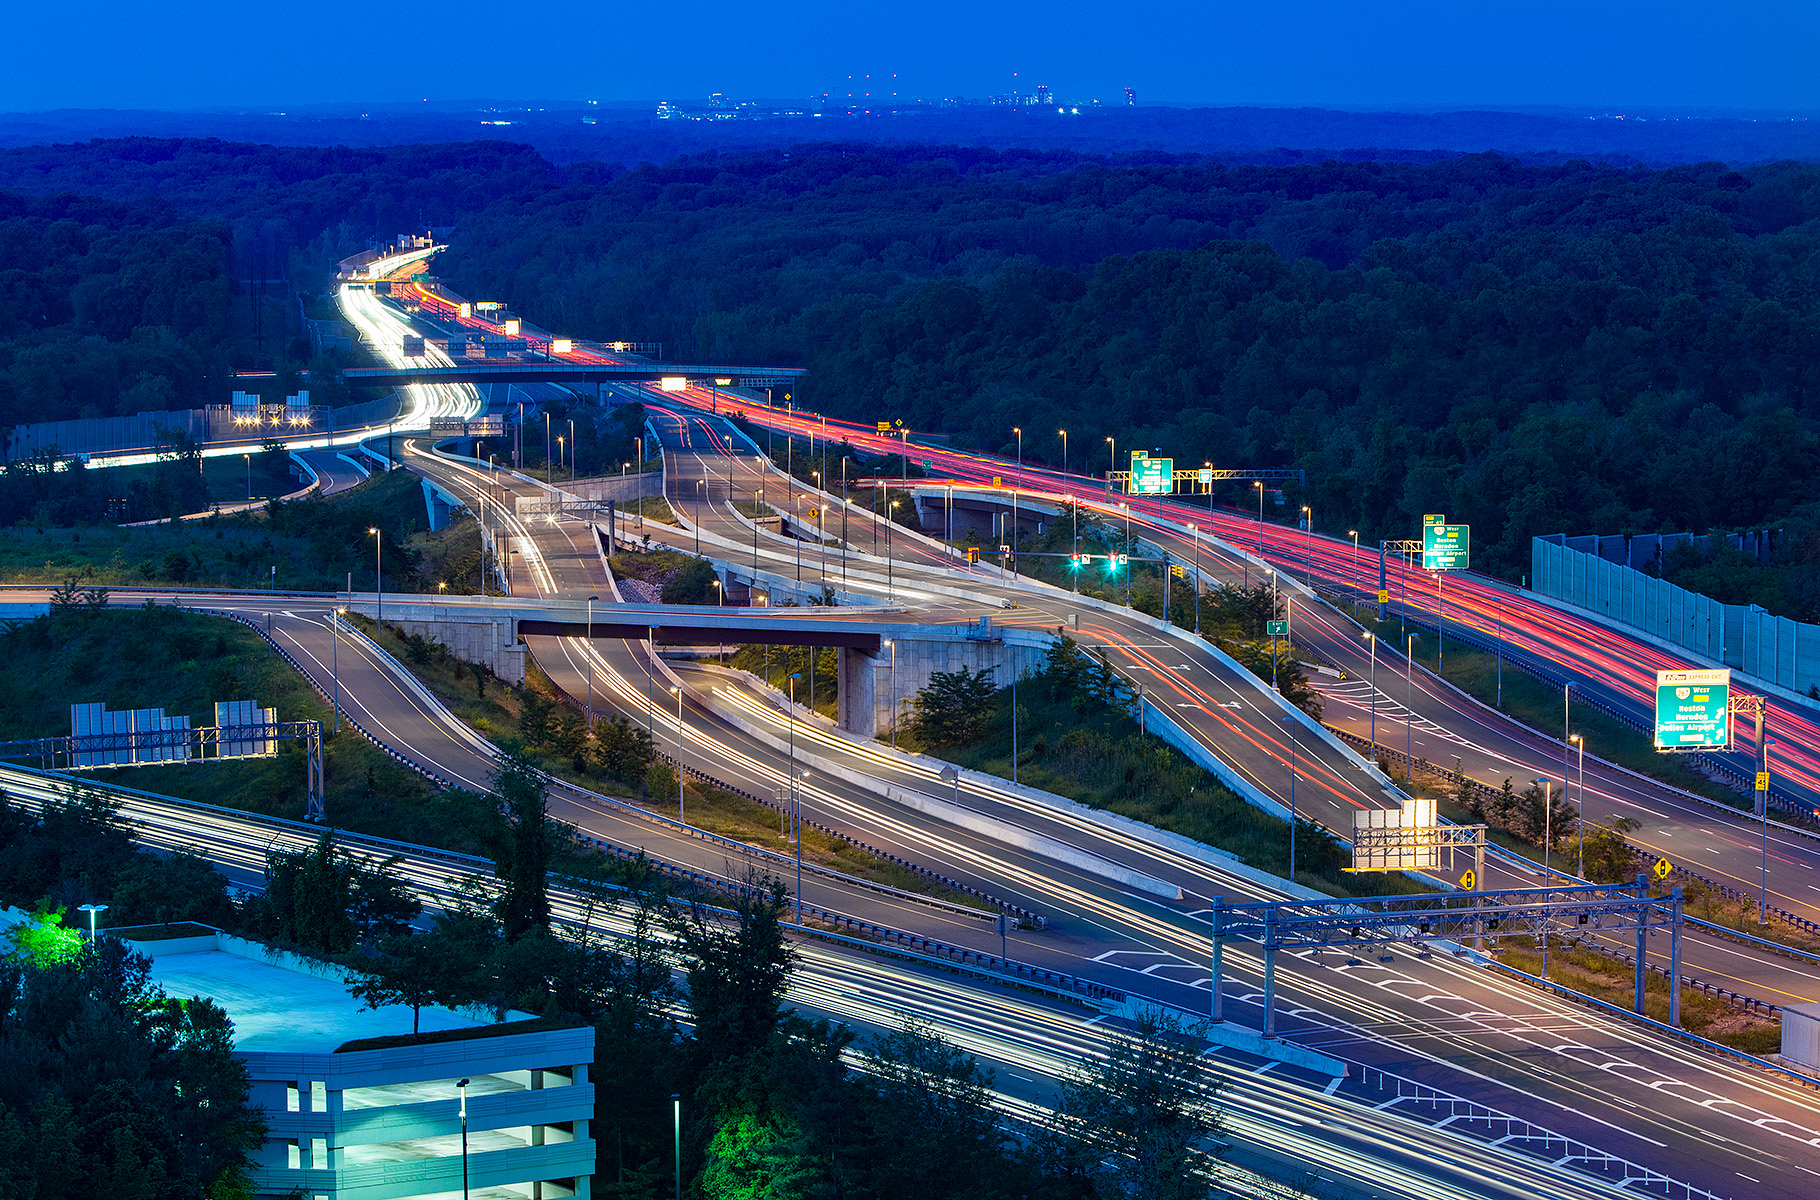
0,721,326,823
1207,877,1682,1037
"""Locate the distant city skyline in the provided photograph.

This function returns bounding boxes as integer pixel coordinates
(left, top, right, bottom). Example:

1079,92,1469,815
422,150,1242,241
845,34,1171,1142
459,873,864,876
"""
3,1,1817,115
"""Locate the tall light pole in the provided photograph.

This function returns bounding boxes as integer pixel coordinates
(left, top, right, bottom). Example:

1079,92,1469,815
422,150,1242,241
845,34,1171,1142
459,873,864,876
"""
1301,504,1312,582
884,640,898,749
671,685,685,821
1570,734,1585,877
369,528,382,628
1251,481,1264,587
243,453,251,502
78,902,107,943
1404,633,1416,785
1349,529,1360,608
788,673,804,924
1012,426,1022,576
457,1078,471,1200
330,603,342,735
568,418,576,483
1283,716,1298,884
1189,523,1201,635
586,596,598,726
694,480,704,555
544,411,552,486
1058,429,1068,477
1561,684,1573,831
1535,776,1553,979
1760,736,1776,925
672,1094,682,1200
1363,630,1377,759
556,435,565,479
886,500,898,601
1105,435,1115,492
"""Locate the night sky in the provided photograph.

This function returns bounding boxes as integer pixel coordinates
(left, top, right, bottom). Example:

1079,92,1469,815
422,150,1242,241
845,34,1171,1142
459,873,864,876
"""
4,0,1814,113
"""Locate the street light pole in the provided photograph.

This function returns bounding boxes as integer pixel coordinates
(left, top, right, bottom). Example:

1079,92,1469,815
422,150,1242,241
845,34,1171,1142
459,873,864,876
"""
671,685,685,821
1535,776,1553,978
457,1078,471,1200
1405,633,1416,785
672,1094,682,1200
1012,426,1022,576
369,528,382,628
1364,630,1377,759
1571,734,1585,877
1349,529,1360,609
1284,716,1298,883
586,596,598,726
78,902,107,943
1760,733,1775,925
788,672,804,924
1058,429,1067,477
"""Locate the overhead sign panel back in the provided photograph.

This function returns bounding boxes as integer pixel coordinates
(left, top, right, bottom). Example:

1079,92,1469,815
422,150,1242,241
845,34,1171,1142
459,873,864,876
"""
1654,669,1731,750
1422,523,1469,570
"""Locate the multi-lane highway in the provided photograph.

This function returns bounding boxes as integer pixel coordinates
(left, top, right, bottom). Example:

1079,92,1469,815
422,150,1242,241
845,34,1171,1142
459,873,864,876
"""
107,246,1805,1198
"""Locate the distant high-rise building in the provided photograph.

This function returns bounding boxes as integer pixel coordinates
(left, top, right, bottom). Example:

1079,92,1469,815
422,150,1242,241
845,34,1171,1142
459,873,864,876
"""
1034,84,1053,106
1125,87,1137,106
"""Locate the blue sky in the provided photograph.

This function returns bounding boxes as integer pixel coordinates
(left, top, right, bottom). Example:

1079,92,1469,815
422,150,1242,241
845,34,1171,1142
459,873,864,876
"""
4,0,1815,113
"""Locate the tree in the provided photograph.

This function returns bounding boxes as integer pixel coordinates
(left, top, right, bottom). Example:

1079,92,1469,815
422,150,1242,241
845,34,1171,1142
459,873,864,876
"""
1577,815,1642,884
518,691,556,747
910,665,998,745
593,713,655,784
675,877,794,1072
347,929,464,1035
1039,1009,1221,1200
251,830,420,955
0,938,263,1198
662,557,722,604
481,748,565,940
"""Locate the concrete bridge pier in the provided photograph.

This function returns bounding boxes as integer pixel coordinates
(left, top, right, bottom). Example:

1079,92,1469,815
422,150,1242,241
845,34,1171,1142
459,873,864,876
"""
835,620,1053,739
343,601,527,685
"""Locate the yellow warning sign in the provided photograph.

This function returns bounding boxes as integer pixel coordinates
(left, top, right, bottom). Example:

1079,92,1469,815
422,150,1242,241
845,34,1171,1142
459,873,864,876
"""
1459,869,1476,890
1653,857,1673,880
1378,589,1390,603
1756,772,1770,792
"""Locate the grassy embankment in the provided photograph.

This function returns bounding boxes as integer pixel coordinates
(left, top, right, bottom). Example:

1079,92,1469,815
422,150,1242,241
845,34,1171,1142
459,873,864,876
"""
0,606,473,850
0,469,481,595
1494,939,1778,1054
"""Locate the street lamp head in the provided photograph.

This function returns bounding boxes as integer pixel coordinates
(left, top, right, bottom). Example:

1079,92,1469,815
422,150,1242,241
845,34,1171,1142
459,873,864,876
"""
78,903,108,914
1570,734,1583,745
588,595,599,601
1362,630,1372,641
1534,777,1549,787
1349,529,1358,537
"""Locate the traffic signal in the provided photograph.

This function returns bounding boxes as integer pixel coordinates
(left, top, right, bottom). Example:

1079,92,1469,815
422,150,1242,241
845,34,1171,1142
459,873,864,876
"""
1068,553,1083,570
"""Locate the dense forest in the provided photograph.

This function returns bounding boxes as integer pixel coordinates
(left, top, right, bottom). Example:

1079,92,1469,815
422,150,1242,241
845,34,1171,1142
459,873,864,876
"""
434,147,1820,580
0,191,239,429
7,138,1820,586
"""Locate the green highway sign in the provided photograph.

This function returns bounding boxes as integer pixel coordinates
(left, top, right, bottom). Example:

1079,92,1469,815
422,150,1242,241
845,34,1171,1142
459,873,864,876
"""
1266,619,1289,637
1197,467,1213,484
1129,451,1174,495
1422,523,1469,570
1655,669,1731,750
1423,513,1446,526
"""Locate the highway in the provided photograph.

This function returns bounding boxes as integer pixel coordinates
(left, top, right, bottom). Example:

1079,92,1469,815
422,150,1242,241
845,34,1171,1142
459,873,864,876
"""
390,434,1820,1198
0,762,1665,1200
177,249,1820,1197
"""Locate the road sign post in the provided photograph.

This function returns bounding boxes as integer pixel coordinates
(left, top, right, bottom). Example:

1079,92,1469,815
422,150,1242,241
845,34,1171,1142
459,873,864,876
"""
1653,669,1731,750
